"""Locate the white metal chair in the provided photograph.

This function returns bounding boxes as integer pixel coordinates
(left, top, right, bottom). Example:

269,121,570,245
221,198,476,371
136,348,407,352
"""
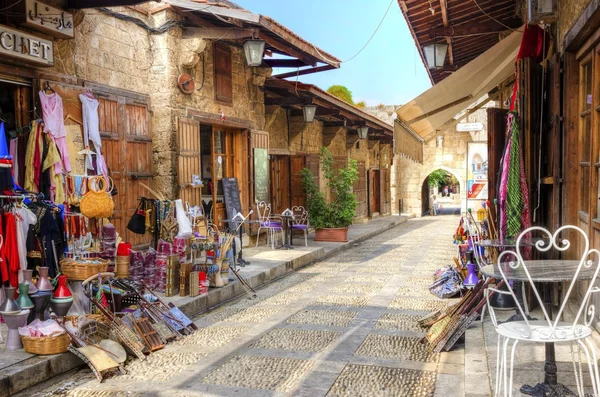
487,225,600,397
255,201,284,249
290,206,309,246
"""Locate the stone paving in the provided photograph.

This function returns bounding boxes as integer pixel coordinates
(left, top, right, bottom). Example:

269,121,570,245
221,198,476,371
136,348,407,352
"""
21,216,465,397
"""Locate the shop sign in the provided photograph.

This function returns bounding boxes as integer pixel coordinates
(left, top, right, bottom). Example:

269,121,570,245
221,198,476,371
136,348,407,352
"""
22,0,74,39
456,122,484,132
0,25,53,66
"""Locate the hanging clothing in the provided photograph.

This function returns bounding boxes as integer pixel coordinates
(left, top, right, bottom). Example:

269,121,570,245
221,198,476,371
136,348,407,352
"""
79,94,107,179
39,91,71,174
0,213,7,285
0,123,14,193
3,212,20,287
9,138,17,182
42,133,65,203
24,121,43,192
15,206,36,282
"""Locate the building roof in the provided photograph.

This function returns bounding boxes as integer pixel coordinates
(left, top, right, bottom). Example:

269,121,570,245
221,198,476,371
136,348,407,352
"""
263,78,393,140
164,0,341,76
398,0,521,84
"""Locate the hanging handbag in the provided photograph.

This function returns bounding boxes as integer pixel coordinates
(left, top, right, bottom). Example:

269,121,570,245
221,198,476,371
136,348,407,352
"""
80,176,115,219
127,199,147,235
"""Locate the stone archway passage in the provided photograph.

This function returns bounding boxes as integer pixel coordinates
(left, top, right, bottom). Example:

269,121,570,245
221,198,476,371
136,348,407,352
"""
421,169,462,216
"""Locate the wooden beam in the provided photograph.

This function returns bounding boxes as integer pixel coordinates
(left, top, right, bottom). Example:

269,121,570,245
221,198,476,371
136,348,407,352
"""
428,19,522,38
264,59,308,68
272,65,336,79
166,0,260,23
259,33,316,67
183,27,257,40
439,0,454,65
264,96,311,106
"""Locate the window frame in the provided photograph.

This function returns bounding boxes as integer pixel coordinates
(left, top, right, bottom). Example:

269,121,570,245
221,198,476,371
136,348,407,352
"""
213,42,233,105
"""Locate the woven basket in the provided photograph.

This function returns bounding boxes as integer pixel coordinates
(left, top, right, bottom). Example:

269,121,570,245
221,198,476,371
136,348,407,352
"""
22,333,70,355
60,258,110,280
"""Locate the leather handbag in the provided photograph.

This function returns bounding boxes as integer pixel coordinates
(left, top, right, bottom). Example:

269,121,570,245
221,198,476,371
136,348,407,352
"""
127,200,146,235
80,176,115,219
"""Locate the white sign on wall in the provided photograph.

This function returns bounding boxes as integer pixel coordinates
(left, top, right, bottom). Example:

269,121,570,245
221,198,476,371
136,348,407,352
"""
23,0,74,39
0,24,53,66
456,122,484,132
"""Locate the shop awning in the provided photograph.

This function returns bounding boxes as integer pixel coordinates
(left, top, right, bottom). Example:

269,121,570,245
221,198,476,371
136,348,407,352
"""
394,120,423,163
396,29,522,143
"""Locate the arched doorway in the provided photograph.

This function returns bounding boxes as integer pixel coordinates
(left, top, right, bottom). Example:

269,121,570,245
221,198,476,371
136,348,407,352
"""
421,169,462,216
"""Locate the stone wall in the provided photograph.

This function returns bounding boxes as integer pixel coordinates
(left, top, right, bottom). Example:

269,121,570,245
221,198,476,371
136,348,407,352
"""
558,0,592,50
49,5,268,199
395,105,493,216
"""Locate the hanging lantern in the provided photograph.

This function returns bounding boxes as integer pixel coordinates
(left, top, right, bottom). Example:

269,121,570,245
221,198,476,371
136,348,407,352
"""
303,104,317,123
243,39,265,67
423,42,448,69
357,126,369,139
436,135,444,147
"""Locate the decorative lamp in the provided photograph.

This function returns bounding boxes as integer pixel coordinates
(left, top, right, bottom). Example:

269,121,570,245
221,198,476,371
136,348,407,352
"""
243,39,265,67
303,104,317,123
436,135,444,147
357,126,369,139
423,42,448,69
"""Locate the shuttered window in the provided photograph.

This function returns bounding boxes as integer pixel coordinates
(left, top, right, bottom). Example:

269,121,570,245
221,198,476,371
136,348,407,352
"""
214,43,233,104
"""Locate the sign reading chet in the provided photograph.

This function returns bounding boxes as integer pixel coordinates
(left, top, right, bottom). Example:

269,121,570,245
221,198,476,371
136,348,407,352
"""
0,24,53,66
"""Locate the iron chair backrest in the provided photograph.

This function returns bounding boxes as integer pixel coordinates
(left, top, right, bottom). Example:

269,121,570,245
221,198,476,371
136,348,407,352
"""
464,214,486,270
256,201,272,221
487,225,600,340
291,206,308,225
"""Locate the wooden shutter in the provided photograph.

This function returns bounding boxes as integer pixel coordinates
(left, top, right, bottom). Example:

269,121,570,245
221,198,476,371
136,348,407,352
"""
487,107,508,209
214,43,233,104
354,161,367,217
306,154,320,190
177,117,202,206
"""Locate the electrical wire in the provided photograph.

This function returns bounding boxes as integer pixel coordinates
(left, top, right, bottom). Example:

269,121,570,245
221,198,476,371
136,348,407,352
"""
98,7,184,34
471,0,522,32
310,0,394,65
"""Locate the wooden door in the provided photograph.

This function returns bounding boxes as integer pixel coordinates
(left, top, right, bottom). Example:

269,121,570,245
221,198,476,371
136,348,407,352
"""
369,170,380,215
270,155,290,214
291,155,307,207
353,161,367,217
381,168,391,215
177,117,202,205
487,107,508,208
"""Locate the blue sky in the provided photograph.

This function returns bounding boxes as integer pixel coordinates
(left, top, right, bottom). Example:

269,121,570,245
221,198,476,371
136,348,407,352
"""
233,0,432,106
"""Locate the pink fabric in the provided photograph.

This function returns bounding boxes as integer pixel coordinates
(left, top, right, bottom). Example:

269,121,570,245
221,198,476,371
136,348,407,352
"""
38,91,71,173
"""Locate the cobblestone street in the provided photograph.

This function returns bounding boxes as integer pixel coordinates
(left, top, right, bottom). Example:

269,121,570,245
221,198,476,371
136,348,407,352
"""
23,216,465,397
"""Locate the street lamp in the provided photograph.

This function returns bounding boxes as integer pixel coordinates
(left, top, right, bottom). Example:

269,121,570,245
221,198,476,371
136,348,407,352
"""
243,39,265,67
303,104,317,123
423,42,448,69
357,126,369,139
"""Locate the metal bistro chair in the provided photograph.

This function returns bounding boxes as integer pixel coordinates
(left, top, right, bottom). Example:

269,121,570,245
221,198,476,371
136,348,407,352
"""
290,206,309,246
487,225,600,397
255,201,284,249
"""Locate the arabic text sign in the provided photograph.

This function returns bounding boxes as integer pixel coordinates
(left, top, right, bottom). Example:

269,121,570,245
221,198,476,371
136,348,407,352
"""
23,0,74,39
457,122,484,132
0,24,53,66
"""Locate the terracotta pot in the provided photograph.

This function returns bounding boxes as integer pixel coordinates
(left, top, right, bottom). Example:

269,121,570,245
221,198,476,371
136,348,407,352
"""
314,228,349,242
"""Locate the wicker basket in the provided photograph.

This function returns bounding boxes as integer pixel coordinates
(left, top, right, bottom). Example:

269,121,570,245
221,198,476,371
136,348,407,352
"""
22,333,70,355
60,258,110,280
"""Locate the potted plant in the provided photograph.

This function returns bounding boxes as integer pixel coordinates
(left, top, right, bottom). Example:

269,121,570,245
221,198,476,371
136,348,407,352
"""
301,147,359,242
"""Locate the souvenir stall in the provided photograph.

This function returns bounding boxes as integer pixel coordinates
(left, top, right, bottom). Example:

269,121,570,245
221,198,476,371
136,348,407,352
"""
0,82,252,381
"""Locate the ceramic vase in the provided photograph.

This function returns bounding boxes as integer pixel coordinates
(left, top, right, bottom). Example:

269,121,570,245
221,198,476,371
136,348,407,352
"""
50,296,73,318
0,286,20,314
53,275,72,299
20,269,38,294
4,309,30,350
463,251,480,288
16,284,34,310
28,291,52,323
35,267,53,291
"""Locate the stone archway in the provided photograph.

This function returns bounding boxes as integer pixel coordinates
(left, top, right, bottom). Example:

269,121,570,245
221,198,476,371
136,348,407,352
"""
420,167,465,216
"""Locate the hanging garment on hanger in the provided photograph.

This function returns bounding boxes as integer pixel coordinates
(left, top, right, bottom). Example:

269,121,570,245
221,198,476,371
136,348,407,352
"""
39,91,72,174
42,133,65,203
79,94,107,179
15,206,36,277
0,211,7,284
24,121,39,192
3,211,20,287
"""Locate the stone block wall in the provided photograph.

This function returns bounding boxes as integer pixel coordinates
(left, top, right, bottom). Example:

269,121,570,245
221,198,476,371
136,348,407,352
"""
265,105,289,151
323,127,347,157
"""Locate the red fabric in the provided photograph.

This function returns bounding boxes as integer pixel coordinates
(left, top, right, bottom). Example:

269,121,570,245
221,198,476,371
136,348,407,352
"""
509,26,546,111
0,215,7,284
3,213,19,287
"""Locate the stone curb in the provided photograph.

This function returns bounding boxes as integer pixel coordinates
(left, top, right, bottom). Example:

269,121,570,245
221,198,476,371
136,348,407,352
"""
0,215,413,396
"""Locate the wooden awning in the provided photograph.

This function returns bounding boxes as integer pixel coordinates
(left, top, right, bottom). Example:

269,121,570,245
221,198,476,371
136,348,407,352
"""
394,120,423,163
396,29,522,143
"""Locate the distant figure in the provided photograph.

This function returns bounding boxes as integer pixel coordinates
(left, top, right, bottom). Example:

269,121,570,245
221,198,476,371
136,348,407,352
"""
433,195,439,216
429,193,435,216
443,186,449,197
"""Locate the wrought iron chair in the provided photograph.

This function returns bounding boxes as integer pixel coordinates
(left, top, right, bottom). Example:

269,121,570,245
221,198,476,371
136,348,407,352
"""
487,225,600,397
255,201,284,249
290,206,309,246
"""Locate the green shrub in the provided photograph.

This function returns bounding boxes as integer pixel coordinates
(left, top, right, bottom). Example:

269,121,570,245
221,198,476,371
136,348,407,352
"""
301,147,359,229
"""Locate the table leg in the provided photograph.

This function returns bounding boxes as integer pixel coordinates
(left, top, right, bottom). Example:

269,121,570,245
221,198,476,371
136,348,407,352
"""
520,283,581,397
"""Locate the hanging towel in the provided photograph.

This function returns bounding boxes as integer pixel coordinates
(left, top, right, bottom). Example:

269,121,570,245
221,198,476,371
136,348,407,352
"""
79,94,108,179
39,91,72,173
